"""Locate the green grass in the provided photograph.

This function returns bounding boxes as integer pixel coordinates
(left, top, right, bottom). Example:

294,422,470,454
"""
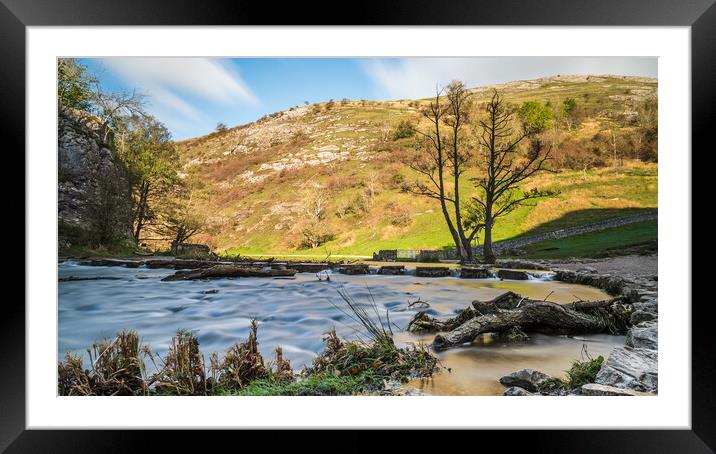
224,372,377,396
517,220,657,259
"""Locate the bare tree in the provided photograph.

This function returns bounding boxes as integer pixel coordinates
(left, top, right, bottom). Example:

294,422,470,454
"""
156,190,203,252
470,90,554,263
408,81,478,261
297,185,333,249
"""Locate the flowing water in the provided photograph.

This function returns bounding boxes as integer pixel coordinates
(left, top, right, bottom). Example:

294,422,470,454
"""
58,262,623,395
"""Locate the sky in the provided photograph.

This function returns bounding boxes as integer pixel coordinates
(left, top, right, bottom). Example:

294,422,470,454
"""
80,57,657,141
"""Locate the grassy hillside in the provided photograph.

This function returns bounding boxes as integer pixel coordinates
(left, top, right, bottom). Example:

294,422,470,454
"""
174,75,657,257
517,220,658,259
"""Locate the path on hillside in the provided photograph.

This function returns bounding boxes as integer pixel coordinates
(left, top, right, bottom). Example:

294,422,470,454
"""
493,210,658,253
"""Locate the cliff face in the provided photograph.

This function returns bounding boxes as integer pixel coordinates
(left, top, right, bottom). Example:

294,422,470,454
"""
58,107,132,247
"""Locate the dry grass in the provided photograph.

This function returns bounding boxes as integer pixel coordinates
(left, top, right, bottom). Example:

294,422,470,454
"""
209,319,268,391
57,330,146,396
149,329,206,396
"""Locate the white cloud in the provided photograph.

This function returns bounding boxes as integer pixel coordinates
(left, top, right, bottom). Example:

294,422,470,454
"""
101,57,258,123
363,57,657,100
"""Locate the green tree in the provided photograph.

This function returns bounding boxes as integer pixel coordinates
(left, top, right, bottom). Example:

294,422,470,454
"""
116,115,179,243
57,58,95,110
562,98,578,130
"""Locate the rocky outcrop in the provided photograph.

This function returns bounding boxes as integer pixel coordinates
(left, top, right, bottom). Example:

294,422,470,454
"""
58,107,132,245
625,320,658,350
580,383,654,396
594,346,658,392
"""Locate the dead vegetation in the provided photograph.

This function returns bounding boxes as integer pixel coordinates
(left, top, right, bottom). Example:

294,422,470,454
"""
58,289,440,396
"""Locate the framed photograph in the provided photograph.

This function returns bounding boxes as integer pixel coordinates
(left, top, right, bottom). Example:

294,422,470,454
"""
7,0,712,449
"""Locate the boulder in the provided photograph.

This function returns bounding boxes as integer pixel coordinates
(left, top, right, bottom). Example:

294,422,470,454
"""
497,269,529,280
499,368,551,392
580,383,655,396
626,321,658,350
595,346,658,392
503,386,535,396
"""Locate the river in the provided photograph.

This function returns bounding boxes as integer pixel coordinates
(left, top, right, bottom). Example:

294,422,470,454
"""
58,261,623,395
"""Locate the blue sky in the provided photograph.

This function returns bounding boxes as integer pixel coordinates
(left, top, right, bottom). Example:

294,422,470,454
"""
81,57,657,141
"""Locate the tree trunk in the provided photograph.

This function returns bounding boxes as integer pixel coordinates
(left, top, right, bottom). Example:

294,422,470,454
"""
483,220,495,264
133,182,150,244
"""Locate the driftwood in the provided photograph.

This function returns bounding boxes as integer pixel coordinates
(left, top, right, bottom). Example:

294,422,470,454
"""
406,291,630,350
161,265,297,281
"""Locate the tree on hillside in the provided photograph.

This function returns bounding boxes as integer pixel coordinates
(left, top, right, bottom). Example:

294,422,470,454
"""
408,81,478,262
634,97,658,162
115,115,179,244
156,189,204,252
562,97,578,131
297,185,334,249
216,122,228,132
468,90,555,263
57,58,95,110
89,81,147,144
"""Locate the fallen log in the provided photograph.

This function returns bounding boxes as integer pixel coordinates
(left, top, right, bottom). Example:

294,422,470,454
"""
407,292,521,333
431,296,631,350
161,265,297,281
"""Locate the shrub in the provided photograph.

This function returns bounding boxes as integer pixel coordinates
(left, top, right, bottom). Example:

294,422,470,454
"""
386,202,412,227
391,120,415,141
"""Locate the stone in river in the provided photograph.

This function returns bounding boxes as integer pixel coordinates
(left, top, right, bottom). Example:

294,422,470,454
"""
503,386,535,396
497,269,529,280
499,368,551,392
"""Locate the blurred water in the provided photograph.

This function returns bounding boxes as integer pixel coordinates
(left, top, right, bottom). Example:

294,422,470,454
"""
58,262,622,395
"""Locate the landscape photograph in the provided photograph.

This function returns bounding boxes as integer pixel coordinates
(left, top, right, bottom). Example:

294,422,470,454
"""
57,56,658,397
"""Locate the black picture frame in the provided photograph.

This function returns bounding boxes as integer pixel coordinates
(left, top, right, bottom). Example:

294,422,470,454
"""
5,0,712,451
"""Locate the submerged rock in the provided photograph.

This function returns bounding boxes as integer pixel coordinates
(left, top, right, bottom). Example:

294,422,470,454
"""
625,321,658,350
594,346,658,392
499,368,551,392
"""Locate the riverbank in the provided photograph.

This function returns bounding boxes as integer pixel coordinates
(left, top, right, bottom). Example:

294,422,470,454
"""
488,254,658,396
